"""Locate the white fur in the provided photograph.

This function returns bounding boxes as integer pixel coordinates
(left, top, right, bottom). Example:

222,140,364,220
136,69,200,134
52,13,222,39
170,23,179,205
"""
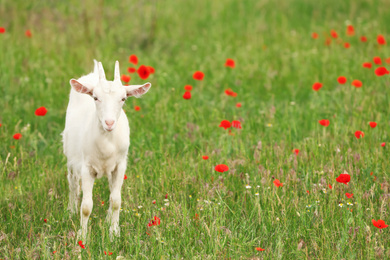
62,60,151,240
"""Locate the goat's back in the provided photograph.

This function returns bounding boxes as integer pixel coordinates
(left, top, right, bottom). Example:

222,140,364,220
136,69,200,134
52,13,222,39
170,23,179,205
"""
62,72,98,163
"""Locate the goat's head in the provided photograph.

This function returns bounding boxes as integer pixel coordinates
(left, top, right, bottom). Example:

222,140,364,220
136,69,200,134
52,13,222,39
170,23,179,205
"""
69,61,151,132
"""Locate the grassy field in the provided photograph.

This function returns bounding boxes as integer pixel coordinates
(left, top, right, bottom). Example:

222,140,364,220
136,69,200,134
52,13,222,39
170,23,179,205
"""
1,0,390,259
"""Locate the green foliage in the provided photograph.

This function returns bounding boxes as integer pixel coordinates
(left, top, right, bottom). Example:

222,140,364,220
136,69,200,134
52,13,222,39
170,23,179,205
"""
1,0,390,258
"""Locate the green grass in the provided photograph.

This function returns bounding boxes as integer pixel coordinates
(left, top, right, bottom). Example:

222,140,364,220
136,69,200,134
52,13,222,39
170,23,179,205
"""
1,0,390,258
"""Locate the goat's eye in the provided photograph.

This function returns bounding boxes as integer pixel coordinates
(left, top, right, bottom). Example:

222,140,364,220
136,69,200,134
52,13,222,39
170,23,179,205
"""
121,98,126,102
93,96,98,101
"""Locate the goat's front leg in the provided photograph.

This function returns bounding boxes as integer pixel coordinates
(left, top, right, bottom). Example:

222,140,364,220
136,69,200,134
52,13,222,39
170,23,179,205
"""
106,161,126,239
79,165,95,242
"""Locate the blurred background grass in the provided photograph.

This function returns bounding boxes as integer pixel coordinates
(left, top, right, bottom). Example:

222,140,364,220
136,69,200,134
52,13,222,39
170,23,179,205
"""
1,0,390,258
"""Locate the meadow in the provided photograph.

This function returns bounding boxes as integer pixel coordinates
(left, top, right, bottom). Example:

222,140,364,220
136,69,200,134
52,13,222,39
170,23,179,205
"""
1,0,390,259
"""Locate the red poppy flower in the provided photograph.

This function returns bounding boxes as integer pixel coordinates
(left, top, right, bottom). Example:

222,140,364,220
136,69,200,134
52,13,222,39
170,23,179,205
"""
328,184,332,189
129,54,138,65
137,65,151,80
44,219,47,223
256,247,265,251
312,82,322,91
78,240,85,249
0,123,2,127
325,38,332,46
184,85,193,91
225,88,237,97
369,122,377,128
362,62,372,69
25,30,32,38
330,29,338,38
236,103,242,108
152,200,156,204
386,58,390,64
319,119,330,127
306,190,310,194
344,42,350,48
147,66,155,74
219,120,231,129
35,106,47,116
134,106,141,111
337,76,347,85
202,155,209,160
336,173,351,185
225,88,234,96
53,251,57,254
293,149,299,155
373,56,382,65
375,67,389,76
127,67,136,73
372,219,389,229
148,216,161,227
0,27,5,33
345,193,353,199
13,133,22,140
273,179,283,188
232,120,242,129
215,164,229,173
193,71,204,81
121,74,131,83
377,35,386,45
352,80,362,88
165,193,168,199
360,36,367,42
183,91,191,100
124,174,127,180
225,58,235,68
381,142,386,147
312,32,318,39
346,25,354,36
354,130,364,139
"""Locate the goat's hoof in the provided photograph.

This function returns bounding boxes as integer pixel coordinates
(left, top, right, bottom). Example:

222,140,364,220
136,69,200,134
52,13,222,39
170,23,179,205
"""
77,229,82,239
105,211,112,223
77,229,88,243
109,225,120,240
67,204,78,215
68,208,76,215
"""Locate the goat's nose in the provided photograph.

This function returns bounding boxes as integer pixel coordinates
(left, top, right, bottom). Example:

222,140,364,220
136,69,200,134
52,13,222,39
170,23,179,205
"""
105,120,115,127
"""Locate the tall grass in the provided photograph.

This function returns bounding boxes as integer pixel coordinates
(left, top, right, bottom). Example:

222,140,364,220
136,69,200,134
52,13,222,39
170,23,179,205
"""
1,0,390,258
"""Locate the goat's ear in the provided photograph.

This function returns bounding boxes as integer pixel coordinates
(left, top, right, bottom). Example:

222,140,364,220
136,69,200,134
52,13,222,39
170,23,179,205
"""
70,79,93,96
124,82,151,98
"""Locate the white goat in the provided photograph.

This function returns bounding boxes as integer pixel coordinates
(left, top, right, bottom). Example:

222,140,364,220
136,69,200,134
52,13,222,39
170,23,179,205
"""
62,60,151,240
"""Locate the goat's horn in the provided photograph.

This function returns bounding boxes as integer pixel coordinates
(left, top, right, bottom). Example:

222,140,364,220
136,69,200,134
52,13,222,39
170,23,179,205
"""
98,62,106,81
114,61,120,82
